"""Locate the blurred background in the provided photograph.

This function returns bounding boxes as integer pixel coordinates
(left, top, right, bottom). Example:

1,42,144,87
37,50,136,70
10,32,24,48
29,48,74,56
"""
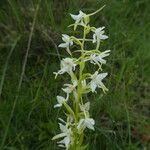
0,0,150,150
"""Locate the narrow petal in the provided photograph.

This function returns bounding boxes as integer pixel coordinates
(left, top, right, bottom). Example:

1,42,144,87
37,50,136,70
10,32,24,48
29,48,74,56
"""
58,43,68,48
58,118,66,124
98,73,108,80
100,35,108,40
99,58,106,64
58,144,65,148
52,133,66,140
99,81,108,92
70,14,78,20
90,81,97,92
54,104,62,108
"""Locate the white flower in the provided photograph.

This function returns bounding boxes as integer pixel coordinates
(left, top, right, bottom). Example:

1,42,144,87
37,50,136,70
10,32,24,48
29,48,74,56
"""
54,96,67,108
55,58,76,76
93,27,108,43
58,34,73,55
62,81,78,100
90,50,111,65
79,102,90,112
52,123,72,149
77,117,95,132
70,11,88,30
90,71,108,92
70,10,86,24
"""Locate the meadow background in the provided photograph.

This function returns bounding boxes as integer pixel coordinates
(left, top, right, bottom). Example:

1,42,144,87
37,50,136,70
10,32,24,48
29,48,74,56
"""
0,0,150,150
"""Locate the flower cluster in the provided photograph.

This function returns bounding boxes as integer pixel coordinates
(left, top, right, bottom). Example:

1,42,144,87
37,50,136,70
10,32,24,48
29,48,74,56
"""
52,7,110,150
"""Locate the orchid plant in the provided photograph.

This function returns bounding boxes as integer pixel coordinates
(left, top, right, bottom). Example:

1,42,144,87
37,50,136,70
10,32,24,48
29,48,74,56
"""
52,6,110,150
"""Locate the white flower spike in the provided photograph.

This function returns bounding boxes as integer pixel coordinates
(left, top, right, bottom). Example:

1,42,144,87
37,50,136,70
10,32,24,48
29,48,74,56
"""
58,34,73,55
90,71,108,92
53,7,111,149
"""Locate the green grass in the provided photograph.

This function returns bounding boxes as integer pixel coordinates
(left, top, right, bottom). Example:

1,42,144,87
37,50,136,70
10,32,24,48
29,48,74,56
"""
0,0,150,150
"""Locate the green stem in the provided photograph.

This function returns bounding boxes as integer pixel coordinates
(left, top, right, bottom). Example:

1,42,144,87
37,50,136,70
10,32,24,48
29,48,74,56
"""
73,26,87,149
96,40,100,51
76,27,86,117
88,5,106,16
81,27,86,51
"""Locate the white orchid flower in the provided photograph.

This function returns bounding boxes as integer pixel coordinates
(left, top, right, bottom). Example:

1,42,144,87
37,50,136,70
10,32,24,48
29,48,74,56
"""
90,71,108,92
70,10,88,30
79,102,90,112
70,10,86,24
90,50,111,65
77,101,94,132
54,58,76,77
58,34,73,55
93,27,108,43
52,123,72,149
62,81,78,100
54,96,67,108
77,117,95,132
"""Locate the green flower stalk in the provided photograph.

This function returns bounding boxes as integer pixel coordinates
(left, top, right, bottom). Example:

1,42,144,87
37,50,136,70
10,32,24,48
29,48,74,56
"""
52,6,110,150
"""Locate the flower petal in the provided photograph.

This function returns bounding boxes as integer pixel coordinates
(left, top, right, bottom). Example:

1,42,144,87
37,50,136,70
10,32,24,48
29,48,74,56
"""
54,104,62,108
58,43,68,48
52,133,66,140
97,73,108,80
90,81,97,92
